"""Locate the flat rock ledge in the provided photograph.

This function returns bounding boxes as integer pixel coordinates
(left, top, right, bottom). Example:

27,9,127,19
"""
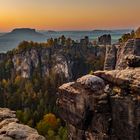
0,108,46,140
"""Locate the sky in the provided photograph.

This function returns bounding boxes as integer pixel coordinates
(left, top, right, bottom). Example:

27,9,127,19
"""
0,0,140,31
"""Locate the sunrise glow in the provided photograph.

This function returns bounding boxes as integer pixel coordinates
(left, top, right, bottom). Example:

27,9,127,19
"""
0,0,140,31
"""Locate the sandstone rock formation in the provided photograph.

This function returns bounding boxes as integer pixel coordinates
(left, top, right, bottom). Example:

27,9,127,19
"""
104,45,117,70
57,67,140,140
57,32,140,139
98,34,111,45
0,108,45,140
104,38,140,70
0,41,105,80
57,75,110,140
124,55,140,68
11,47,82,79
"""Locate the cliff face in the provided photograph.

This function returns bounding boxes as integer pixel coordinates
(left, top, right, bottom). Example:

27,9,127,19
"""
11,48,76,79
116,38,140,69
12,47,75,79
6,44,105,80
98,34,111,45
0,108,45,140
12,48,52,78
104,38,140,70
104,45,117,70
57,38,140,140
57,67,140,140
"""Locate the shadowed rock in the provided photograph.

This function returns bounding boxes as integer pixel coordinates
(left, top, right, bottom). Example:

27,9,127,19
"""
98,34,111,45
125,55,140,68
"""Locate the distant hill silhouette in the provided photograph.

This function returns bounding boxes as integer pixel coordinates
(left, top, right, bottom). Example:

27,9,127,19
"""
0,28,131,52
92,30,113,33
92,29,131,34
0,28,46,52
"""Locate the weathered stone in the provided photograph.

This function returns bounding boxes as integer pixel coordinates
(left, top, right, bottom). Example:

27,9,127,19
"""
94,68,140,94
0,135,14,140
125,55,140,68
116,39,135,69
58,75,111,140
0,108,46,140
116,38,140,70
104,45,117,70
58,67,140,140
103,37,140,70
76,74,105,92
98,34,111,45
0,118,18,129
0,108,16,121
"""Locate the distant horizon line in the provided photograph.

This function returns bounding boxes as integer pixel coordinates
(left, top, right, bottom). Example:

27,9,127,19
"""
0,27,134,33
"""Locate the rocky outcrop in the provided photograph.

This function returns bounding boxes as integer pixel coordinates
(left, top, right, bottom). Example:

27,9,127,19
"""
12,48,51,78
116,39,135,69
104,27,140,70
104,38,140,70
116,38,140,70
125,55,140,68
57,75,110,140
57,67,140,140
98,34,111,45
94,68,140,94
57,34,140,140
0,108,45,140
12,47,74,79
8,42,105,80
104,45,117,70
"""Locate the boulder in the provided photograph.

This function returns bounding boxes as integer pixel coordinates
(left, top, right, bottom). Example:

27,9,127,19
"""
57,75,110,139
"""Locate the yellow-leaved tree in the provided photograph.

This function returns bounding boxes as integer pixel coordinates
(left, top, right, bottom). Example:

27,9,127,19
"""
36,113,59,136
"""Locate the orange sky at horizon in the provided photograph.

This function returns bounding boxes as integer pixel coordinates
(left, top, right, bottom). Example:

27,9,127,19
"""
0,0,140,32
